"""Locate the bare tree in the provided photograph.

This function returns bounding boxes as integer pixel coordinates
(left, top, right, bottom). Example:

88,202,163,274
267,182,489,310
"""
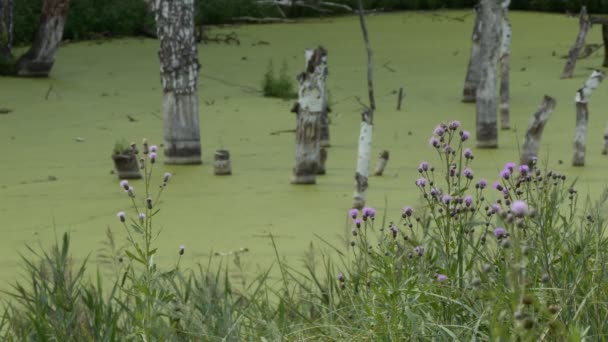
462,3,482,102
475,0,503,148
499,0,511,129
520,96,556,166
561,7,590,79
353,0,375,209
573,70,604,166
154,0,202,164
292,47,328,184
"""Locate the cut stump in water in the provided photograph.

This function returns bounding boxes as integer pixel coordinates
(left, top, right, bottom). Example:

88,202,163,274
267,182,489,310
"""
373,150,389,176
520,95,556,166
214,149,232,175
462,4,482,103
112,152,142,179
572,70,604,166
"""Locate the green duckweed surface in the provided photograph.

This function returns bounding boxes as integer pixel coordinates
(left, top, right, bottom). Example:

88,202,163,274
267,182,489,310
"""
1,10,608,285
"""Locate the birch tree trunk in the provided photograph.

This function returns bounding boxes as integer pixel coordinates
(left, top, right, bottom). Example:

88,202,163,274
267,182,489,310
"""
561,6,590,79
520,95,556,166
292,47,328,184
499,0,511,129
154,0,202,164
15,0,69,77
462,3,482,103
353,0,375,209
573,70,604,166
373,150,389,176
475,0,502,148
0,0,13,61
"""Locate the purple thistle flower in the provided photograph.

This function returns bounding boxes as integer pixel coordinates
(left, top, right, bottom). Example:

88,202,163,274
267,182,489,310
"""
362,207,376,219
390,225,398,238
491,203,501,213
518,164,530,176
494,227,506,239
127,186,135,198
463,168,474,179
138,213,145,223
349,209,359,219
402,206,414,217
414,246,424,256
504,162,516,172
429,137,440,148
418,161,429,172
510,200,528,217
120,180,129,190
149,152,157,164
150,145,158,153
354,218,362,228
179,245,185,255
464,195,473,207
493,181,504,191
441,194,452,204
478,179,487,189
437,274,448,282
463,148,473,159
443,145,453,154
163,172,172,183
449,167,456,177
430,187,440,198
461,130,470,142
500,169,511,180
337,272,345,282
449,120,461,130
117,211,126,222
415,178,427,187
434,125,445,136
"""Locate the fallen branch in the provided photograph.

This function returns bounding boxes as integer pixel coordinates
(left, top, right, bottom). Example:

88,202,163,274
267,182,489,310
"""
231,16,295,24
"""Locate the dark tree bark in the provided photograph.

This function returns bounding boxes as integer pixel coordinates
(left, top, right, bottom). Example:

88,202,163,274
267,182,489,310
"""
292,47,328,184
0,0,13,61
573,70,604,166
561,6,590,79
520,95,556,166
15,0,69,77
462,3,482,103
475,0,502,148
154,0,202,164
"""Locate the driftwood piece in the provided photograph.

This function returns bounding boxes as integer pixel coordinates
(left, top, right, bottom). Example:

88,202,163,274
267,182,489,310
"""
214,149,232,175
373,150,389,176
520,95,556,166
462,4,482,102
353,0,376,209
573,70,604,166
561,7,590,79
602,122,608,155
475,0,503,148
292,47,328,184
499,1,511,130
155,0,202,164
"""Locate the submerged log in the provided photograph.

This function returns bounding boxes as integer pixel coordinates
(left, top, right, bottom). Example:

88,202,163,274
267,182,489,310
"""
292,47,328,184
15,0,69,77
561,7,590,79
520,95,556,166
475,0,503,148
155,0,202,164
572,70,604,166
214,149,232,175
462,4,482,103
373,150,389,176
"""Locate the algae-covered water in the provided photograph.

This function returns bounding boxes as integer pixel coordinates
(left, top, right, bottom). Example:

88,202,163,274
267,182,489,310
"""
1,10,608,285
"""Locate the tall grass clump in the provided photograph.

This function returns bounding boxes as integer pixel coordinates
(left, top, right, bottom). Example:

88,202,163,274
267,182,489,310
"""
2,121,608,340
262,60,297,100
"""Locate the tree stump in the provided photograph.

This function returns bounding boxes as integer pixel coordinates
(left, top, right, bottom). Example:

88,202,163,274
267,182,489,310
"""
573,70,604,166
15,0,69,77
499,2,511,130
462,4,482,103
520,95,556,166
292,47,328,184
475,0,503,148
214,149,231,175
373,150,389,176
154,0,202,165
317,148,327,175
112,151,142,179
561,6,590,79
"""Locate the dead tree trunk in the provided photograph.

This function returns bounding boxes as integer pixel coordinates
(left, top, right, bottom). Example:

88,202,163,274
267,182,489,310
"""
475,0,502,148
499,0,511,129
0,0,13,61
520,95,556,166
462,3,482,103
292,47,328,184
603,24,608,67
573,70,604,166
373,150,389,176
15,0,69,77
353,0,375,209
561,7,590,79
154,0,202,164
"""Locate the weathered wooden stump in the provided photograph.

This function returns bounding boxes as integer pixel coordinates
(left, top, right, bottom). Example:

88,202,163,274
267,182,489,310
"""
292,47,328,184
214,149,232,175
316,148,327,175
475,0,503,148
112,151,142,179
155,0,202,165
561,7,590,79
573,70,604,166
520,95,556,166
373,150,389,176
